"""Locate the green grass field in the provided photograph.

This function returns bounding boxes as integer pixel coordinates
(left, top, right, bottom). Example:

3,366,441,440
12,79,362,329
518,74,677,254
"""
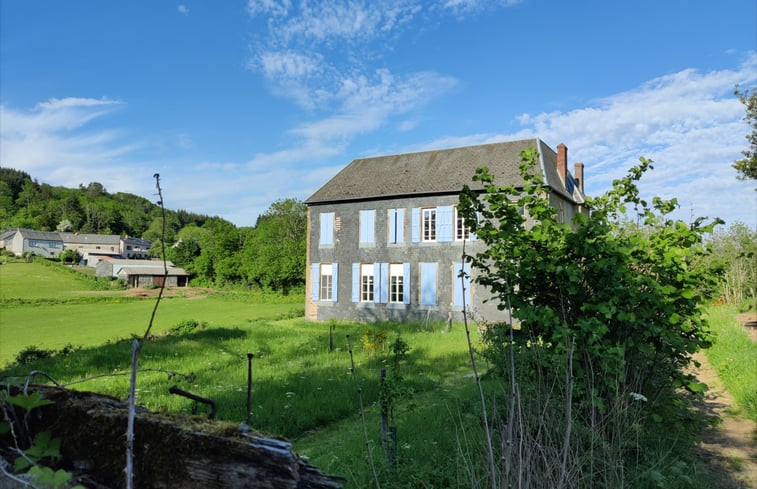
1,261,748,488
0,261,302,365
0,261,99,299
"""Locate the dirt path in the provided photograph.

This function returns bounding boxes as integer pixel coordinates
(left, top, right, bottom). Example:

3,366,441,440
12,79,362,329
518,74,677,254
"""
693,346,757,488
737,312,757,343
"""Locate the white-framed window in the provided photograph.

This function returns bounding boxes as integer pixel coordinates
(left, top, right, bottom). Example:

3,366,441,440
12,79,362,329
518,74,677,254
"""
389,263,404,303
320,264,333,301
454,206,471,241
422,208,437,242
311,262,338,301
360,263,374,302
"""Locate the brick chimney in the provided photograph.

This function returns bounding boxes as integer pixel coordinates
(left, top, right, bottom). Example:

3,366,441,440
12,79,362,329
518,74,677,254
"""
574,162,584,193
557,143,568,184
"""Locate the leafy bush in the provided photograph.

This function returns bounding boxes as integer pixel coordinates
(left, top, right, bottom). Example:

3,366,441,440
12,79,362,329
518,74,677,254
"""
14,345,54,365
168,319,207,335
459,148,720,487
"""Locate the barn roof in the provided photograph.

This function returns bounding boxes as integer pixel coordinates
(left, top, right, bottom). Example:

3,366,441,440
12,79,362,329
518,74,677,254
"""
305,138,585,204
118,266,187,276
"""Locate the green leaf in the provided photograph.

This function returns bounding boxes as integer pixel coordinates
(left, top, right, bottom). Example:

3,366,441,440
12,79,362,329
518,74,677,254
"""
25,431,61,461
28,465,74,489
686,380,708,394
13,455,32,473
0,421,10,435
8,392,55,410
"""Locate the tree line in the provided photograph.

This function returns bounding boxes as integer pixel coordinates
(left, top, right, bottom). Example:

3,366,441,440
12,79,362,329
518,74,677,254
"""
0,168,306,292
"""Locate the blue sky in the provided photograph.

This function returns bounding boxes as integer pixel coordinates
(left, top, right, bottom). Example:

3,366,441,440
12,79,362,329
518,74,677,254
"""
1,0,755,228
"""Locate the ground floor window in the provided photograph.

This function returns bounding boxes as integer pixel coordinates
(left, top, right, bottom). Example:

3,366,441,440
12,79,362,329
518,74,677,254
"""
311,262,338,301
361,263,374,302
320,264,333,301
389,263,404,303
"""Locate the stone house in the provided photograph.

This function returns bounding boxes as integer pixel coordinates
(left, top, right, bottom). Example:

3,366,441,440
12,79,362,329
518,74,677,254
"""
0,229,64,258
304,138,587,323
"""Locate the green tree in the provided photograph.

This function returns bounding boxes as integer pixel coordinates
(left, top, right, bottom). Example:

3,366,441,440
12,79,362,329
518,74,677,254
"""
241,198,307,291
734,86,757,180
59,248,81,264
707,221,757,305
459,148,719,406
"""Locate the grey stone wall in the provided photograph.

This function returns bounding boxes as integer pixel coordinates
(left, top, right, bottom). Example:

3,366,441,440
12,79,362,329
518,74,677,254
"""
306,194,508,324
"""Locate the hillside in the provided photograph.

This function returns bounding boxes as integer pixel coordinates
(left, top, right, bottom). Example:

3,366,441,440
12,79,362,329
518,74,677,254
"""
0,168,307,290
0,167,219,238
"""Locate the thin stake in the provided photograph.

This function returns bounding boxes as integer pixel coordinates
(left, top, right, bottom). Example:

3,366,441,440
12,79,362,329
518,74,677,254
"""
125,339,139,489
143,173,168,339
246,353,254,425
347,335,381,489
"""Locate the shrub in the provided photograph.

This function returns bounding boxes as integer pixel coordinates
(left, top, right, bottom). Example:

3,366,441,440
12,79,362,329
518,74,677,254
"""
169,319,207,335
14,345,55,365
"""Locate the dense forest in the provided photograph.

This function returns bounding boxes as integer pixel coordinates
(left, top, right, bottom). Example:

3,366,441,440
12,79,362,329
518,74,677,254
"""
0,168,307,292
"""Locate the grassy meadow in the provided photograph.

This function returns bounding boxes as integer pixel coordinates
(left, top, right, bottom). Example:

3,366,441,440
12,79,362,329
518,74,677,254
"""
1,260,752,488
0,261,301,365
1,261,484,487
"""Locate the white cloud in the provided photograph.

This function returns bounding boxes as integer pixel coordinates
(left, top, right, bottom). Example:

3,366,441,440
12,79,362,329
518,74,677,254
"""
0,97,145,194
417,54,757,228
247,0,292,18
177,4,189,16
246,0,509,111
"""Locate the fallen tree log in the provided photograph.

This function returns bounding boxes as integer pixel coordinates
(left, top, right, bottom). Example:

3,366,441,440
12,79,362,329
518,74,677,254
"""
2,385,344,489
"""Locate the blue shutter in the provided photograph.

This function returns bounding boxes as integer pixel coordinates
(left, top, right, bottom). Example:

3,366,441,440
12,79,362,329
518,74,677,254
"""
311,263,320,301
453,263,471,307
379,262,389,303
437,206,453,242
331,263,338,301
389,209,405,244
411,208,420,243
420,263,437,306
360,210,375,244
403,262,411,304
320,213,334,245
352,263,360,302
373,263,380,303
389,210,397,244
396,209,405,243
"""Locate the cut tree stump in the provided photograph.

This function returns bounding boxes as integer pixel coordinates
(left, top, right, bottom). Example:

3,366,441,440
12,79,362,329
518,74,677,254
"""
2,385,344,489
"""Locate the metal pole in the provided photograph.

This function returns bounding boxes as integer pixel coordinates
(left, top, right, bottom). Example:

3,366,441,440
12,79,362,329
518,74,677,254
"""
246,353,253,425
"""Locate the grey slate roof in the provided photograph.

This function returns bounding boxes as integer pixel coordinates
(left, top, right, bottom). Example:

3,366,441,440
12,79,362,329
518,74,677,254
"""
12,229,63,241
59,233,121,245
103,259,174,267
305,138,584,204
118,267,187,276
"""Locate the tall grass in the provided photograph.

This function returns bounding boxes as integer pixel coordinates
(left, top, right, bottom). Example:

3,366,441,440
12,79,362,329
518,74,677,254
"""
705,305,757,421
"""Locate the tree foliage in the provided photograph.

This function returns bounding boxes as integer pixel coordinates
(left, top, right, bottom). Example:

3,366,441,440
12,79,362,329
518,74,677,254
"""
706,221,757,305
459,148,720,407
0,168,308,291
240,198,307,291
734,86,757,181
